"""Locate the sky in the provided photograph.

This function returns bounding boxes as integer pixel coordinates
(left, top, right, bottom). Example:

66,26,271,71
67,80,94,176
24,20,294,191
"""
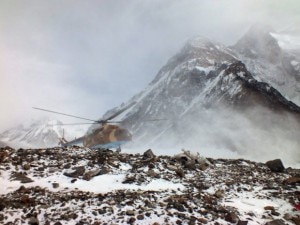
0,0,300,132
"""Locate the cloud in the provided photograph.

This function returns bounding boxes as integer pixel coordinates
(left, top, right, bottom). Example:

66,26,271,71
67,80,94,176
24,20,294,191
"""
0,0,299,131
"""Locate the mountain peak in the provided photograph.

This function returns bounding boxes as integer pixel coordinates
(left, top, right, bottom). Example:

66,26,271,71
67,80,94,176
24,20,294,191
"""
233,24,282,63
186,36,216,49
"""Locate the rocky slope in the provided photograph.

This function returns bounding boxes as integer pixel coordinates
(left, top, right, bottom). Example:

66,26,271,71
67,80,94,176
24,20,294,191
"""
0,146,299,225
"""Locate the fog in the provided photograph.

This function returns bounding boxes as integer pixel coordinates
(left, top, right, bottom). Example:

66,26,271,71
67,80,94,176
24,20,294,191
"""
1,0,300,132
127,105,300,166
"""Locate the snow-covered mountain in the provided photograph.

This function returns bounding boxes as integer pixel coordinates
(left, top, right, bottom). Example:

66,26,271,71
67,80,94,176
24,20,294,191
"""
0,119,64,148
103,25,300,164
233,24,300,105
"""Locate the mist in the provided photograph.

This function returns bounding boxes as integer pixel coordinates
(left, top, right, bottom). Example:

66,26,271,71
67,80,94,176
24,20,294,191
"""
1,0,300,132
127,105,300,166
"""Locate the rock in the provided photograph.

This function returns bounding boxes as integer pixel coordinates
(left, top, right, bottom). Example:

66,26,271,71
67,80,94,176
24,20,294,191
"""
175,168,185,178
143,149,155,159
0,203,5,211
54,222,62,225
225,212,239,223
10,172,34,183
237,221,248,225
20,195,34,205
214,190,224,198
122,176,136,184
292,217,300,225
126,210,135,216
284,177,300,185
265,219,286,225
52,183,59,189
137,214,144,220
28,217,39,225
271,211,280,216
0,151,8,163
198,218,208,224
266,159,285,172
23,163,31,170
283,213,293,220
128,217,136,224
83,168,101,181
147,169,160,178
264,206,275,211
63,166,85,178
99,167,111,175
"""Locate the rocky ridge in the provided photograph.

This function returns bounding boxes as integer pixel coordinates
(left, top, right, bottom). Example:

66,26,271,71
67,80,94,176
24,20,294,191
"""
0,147,299,225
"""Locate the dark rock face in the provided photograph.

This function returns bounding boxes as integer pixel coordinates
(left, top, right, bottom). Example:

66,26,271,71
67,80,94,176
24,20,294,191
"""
266,159,285,172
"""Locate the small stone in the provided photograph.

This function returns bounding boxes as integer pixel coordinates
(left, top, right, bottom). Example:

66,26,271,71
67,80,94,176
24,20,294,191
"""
28,217,39,225
283,213,293,220
214,190,224,198
52,183,59,188
128,217,136,224
225,212,239,223
126,210,135,216
0,202,5,212
265,219,285,225
292,217,300,225
137,214,144,220
23,164,31,170
54,222,62,225
264,206,275,211
271,211,280,216
175,169,185,178
237,221,248,225
198,218,208,224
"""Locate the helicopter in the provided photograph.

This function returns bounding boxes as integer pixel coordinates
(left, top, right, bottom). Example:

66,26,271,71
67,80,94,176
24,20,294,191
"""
33,102,136,149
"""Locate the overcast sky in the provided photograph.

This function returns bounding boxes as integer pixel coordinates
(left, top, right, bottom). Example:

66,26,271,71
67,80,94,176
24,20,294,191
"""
0,0,299,131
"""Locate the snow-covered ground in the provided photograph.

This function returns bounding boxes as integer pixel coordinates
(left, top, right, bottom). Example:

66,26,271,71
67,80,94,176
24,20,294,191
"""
0,147,299,225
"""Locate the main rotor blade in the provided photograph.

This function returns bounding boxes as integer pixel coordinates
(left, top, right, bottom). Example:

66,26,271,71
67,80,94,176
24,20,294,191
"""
105,101,136,121
47,123,97,126
49,121,122,126
143,119,168,122
33,107,98,123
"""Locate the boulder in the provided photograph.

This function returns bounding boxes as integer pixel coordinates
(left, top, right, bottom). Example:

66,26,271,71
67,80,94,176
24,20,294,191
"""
266,159,285,172
10,172,33,183
265,219,285,225
83,168,101,181
143,149,155,160
63,166,85,178
225,212,239,223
